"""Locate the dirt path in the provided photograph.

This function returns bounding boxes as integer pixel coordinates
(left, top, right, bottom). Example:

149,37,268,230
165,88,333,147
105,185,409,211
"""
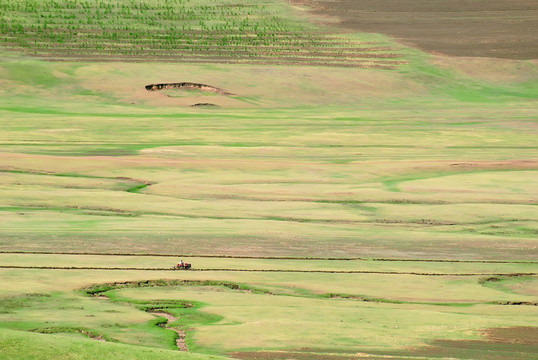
149,311,187,351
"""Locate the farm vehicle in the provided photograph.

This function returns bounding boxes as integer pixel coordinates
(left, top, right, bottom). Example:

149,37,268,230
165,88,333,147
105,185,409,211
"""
173,261,192,270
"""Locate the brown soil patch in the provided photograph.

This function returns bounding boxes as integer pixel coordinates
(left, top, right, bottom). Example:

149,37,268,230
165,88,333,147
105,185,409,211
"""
431,57,538,83
389,327,538,359
145,82,233,96
232,328,538,359
479,327,538,345
229,351,381,360
448,160,538,170
289,0,538,59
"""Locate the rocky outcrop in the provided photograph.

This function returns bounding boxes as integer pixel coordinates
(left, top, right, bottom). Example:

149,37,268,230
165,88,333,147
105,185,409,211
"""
191,103,219,107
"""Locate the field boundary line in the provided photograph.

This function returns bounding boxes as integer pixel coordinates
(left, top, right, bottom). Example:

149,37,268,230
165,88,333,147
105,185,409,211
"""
0,251,536,264
0,265,536,277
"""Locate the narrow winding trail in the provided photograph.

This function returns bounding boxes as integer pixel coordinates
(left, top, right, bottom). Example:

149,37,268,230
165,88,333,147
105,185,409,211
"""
149,311,187,351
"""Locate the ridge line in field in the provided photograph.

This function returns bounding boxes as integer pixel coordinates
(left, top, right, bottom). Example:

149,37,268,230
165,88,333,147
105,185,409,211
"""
1,265,536,277
0,251,536,263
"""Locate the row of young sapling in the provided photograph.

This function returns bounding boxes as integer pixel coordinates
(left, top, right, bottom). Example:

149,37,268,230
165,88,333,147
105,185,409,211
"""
0,0,403,67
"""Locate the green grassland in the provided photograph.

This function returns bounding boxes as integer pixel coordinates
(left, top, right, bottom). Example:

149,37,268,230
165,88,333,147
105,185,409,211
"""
0,327,227,360
1,0,537,359
0,69,536,259
0,52,536,259
0,261,536,358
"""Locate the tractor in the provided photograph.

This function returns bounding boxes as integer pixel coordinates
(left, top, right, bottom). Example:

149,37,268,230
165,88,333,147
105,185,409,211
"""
173,261,191,270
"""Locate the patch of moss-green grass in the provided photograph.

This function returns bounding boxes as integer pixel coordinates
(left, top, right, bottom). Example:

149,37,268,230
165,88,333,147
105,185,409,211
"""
0,327,225,360
0,293,51,314
1,62,71,87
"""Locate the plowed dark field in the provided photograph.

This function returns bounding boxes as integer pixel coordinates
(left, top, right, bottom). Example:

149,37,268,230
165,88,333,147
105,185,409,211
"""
292,0,538,59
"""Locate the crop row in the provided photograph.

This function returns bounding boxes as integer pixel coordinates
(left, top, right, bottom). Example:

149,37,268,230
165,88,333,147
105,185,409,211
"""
4,45,403,62
13,47,404,63
2,52,402,70
1,36,395,54
0,0,405,68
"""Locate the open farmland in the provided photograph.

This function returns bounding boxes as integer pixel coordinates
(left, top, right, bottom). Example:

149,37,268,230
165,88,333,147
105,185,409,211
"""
0,0,537,359
291,0,538,59
0,62,536,259
0,0,404,68
1,255,537,359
